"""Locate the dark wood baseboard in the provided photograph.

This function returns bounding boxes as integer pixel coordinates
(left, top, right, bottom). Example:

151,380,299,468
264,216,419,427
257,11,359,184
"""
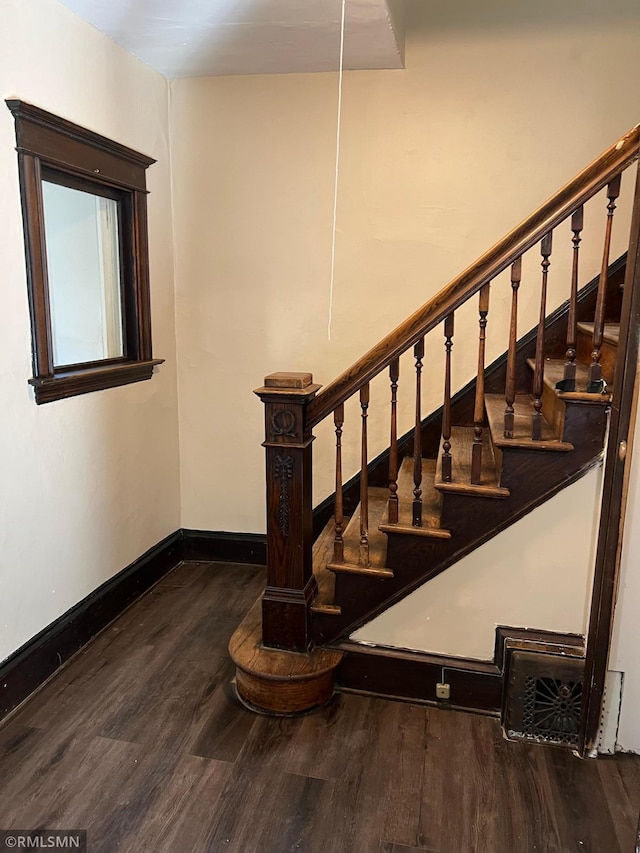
0,530,183,722
494,625,585,672
333,627,586,717
334,641,503,715
182,529,267,564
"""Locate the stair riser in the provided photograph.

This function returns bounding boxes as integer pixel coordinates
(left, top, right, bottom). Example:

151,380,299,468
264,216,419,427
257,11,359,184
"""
498,448,591,496
489,399,608,485
329,573,396,634
495,408,606,492
541,380,566,438
560,401,609,450
577,331,617,384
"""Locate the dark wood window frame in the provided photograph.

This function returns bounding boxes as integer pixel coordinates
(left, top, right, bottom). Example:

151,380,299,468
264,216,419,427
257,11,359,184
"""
6,100,164,404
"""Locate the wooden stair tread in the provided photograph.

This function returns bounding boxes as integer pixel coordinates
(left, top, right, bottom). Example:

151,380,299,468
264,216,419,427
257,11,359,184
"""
311,516,343,615
526,357,612,401
379,521,451,539
327,563,394,578
379,457,451,538
485,394,573,451
435,426,509,498
326,487,391,577
577,321,620,346
310,603,342,616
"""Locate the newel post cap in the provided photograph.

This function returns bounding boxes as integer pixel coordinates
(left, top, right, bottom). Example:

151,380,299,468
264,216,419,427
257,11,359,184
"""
254,372,321,399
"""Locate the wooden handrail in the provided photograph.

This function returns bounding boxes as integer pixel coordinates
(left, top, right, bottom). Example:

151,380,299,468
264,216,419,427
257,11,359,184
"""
307,124,640,429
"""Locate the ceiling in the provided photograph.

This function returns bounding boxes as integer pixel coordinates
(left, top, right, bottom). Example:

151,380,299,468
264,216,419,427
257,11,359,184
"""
57,0,405,79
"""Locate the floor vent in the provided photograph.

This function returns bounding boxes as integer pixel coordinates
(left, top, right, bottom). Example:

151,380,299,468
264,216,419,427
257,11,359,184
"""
504,650,584,748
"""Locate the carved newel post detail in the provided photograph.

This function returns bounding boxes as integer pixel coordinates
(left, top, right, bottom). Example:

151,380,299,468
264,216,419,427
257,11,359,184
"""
254,372,321,652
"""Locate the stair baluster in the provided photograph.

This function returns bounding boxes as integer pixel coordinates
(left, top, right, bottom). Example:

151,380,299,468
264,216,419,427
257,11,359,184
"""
360,384,370,564
388,359,400,524
471,283,490,484
504,258,522,438
561,206,584,391
589,174,622,391
532,231,553,440
333,403,345,563
442,314,454,482
413,339,425,525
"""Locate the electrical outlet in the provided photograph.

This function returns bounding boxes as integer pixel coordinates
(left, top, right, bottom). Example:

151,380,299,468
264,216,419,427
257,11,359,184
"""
436,682,450,700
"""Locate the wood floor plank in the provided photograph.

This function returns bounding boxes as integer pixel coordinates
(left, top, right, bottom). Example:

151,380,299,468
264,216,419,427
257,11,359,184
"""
95,637,232,750
95,752,232,853
187,675,258,763
203,764,329,853
280,692,380,782
23,643,159,733
293,727,394,853
0,732,144,831
596,754,640,852
418,710,501,852
380,702,429,847
488,734,564,853
544,744,623,852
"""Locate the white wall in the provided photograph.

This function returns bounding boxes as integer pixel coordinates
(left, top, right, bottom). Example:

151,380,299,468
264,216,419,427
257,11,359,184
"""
0,0,181,663
611,371,640,752
353,465,603,660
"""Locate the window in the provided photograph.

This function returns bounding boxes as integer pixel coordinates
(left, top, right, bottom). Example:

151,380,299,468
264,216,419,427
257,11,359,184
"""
6,100,163,403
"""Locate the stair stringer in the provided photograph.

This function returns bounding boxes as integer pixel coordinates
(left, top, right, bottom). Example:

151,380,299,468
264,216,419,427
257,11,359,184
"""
311,400,609,646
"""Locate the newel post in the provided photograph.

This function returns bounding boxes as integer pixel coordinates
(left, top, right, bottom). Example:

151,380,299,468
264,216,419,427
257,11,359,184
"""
254,372,321,652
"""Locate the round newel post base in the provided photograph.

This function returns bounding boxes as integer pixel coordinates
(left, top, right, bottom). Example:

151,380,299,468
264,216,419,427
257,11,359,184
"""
229,600,342,716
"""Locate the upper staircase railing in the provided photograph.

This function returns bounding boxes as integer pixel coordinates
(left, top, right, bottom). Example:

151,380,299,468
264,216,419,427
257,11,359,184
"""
255,124,640,654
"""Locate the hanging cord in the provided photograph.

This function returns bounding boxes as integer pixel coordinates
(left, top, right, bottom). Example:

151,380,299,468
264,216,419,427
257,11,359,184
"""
327,0,346,341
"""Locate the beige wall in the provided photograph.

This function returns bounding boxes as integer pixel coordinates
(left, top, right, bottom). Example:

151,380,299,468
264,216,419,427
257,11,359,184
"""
353,465,603,660
0,0,181,662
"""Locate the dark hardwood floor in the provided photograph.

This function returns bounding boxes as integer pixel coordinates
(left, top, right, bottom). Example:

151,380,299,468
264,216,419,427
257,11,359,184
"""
0,561,638,853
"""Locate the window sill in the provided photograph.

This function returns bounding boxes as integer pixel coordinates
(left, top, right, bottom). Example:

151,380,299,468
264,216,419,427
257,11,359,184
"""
29,359,164,404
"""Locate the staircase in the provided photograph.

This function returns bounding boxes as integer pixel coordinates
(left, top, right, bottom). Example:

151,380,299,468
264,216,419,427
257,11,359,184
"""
230,123,640,756
310,257,625,646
